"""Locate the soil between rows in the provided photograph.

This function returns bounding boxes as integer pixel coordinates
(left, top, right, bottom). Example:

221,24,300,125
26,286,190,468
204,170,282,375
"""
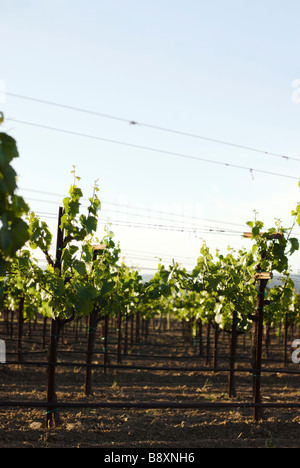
1,320,300,448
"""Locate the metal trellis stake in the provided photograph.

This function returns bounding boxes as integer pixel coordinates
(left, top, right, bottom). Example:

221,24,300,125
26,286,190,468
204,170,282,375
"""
252,271,272,421
243,232,277,421
45,206,64,428
85,244,106,396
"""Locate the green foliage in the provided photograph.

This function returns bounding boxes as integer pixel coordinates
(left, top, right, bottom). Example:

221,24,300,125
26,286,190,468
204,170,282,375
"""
264,274,299,328
0,126,29,274
246,212,298,274
25,172,102,320
28,212,53,265
2,160,300,344
2,249,43,320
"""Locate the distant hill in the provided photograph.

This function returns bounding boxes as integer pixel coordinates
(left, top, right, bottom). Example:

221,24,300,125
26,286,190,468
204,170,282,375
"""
38,264,300,292
141,271,300,291
142,273,154,283
269,274,300,291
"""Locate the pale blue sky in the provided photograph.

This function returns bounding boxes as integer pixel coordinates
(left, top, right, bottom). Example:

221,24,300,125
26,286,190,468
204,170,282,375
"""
1,0,300,273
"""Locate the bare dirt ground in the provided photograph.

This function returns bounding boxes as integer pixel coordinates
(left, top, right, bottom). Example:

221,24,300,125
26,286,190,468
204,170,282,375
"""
1,319,300,448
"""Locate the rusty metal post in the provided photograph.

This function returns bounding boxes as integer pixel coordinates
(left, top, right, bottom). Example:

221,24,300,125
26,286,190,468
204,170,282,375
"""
45,206,64,428
253,276,268,421
243,232,276,422
228,309,237,398
17,296,25,363
84,247,103,395
103,315,109,374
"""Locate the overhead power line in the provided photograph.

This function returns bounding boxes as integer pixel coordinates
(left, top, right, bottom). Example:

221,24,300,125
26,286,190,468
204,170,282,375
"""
123,248,196,262
31,206,243,235
7,118,300,181
97,218,243,236
22,189,300,236
2,90,299,162
33,201,243,231
21,190,248,232
20,187,247,228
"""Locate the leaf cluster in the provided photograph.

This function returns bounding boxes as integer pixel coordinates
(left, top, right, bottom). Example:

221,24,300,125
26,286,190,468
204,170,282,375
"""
0,130,29,274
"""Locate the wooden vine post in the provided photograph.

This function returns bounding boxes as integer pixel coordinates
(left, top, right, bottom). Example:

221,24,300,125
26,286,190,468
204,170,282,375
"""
117,310,122,364
252,270,272,421
45,207,64,428
85,244,106,396
228,309,237,398
103,314,109,374
17,296,25,363
85,306,97,396
243,231,282,421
